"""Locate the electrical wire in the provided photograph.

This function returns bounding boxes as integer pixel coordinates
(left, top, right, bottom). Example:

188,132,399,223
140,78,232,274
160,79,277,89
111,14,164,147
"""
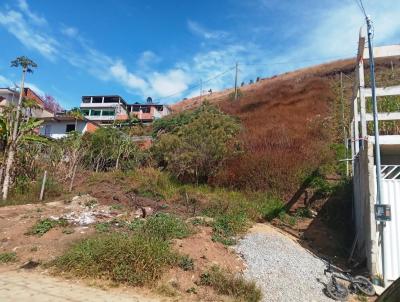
354,0,367,18
241,55,347,67
148,66,236,103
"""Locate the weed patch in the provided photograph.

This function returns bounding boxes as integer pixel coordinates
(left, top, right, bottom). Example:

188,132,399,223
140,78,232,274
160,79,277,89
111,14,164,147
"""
27,218,68,236
53,233,176,286
212,213,248,245
199,266,262,302
0,252,17,263
177,255,194,271
130,213,192,241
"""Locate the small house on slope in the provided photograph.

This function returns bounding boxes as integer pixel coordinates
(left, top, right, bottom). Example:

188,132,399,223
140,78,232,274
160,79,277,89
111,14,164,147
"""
39,115,99,139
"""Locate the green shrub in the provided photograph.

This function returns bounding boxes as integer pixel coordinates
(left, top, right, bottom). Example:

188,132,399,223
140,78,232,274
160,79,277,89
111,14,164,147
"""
152,103,241,183
212,213,248,245
200,266,262,302
178,255,194,271
27,218,68,236
295,207,313,218
258,197,285,221
0,252,17,263
131,213,192,241
95,222,111,233
53,233,176,286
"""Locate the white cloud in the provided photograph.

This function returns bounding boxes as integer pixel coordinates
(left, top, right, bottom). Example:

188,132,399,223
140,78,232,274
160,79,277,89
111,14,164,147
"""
0,10,58,60
150,69,191,97
137,51,161,69
187,20,229,40
110,60,149,93
61,26,79,38
17,0,47,26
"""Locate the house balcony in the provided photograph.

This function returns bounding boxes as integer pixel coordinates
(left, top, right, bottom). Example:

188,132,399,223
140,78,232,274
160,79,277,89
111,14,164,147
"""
84,115,116,121
80,103,119,108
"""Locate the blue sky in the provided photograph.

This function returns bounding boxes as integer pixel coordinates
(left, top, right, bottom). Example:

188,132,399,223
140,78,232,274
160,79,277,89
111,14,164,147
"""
0,0,399,108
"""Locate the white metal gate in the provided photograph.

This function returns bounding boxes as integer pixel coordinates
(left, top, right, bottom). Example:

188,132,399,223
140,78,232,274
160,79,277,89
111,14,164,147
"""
378,166,400,282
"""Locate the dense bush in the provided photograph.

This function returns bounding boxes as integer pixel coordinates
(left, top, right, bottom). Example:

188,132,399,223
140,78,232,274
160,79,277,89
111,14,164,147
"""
152,104,241,183
84,127,147,171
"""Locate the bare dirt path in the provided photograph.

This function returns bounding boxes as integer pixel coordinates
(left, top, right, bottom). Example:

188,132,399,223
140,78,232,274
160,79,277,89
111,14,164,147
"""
0,270,164,302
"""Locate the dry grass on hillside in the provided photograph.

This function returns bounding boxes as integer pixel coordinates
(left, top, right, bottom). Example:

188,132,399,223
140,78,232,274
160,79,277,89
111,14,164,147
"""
172,58,400,197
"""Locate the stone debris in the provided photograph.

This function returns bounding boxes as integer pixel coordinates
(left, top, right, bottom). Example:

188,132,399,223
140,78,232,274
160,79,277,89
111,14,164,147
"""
49,195,115,226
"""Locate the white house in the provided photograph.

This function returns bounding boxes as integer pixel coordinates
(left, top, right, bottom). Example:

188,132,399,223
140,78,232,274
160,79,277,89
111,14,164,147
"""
39,116,100,139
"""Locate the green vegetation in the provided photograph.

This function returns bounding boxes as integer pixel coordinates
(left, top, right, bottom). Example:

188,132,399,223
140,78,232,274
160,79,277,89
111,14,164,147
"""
200,266,262,302
27,218,68,236
211,213,248,245
0,251,17,263
177,255,194,271
53,233,176,286
95,222,111,233
129,213,192,241
152,103,241,183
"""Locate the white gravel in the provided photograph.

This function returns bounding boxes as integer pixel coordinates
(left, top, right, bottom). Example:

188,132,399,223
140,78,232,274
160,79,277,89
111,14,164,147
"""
235,228,333,302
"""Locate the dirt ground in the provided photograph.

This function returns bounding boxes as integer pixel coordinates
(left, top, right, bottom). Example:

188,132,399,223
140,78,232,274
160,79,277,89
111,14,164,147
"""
0,199,243,301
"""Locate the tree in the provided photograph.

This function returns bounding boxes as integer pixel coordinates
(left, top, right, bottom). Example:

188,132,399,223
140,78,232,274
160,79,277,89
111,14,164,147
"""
152,104,241,183
43,94,63,113
69,107,84,129
2,56,37,200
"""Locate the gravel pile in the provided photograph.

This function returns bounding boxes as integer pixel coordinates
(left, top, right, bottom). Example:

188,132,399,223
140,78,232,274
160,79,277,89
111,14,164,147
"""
235,230,333,302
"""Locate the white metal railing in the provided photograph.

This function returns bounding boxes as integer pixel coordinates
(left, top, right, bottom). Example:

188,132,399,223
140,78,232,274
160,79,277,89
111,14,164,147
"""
381,165,400,179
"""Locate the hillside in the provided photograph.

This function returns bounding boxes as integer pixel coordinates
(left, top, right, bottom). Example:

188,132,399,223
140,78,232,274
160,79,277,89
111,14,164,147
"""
171,57,400,196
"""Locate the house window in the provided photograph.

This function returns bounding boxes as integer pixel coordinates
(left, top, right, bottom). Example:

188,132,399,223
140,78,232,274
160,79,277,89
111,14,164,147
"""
44,124,51,136
102,110,115,116
66,124,76,133
81,109,90,116
90,110,101,116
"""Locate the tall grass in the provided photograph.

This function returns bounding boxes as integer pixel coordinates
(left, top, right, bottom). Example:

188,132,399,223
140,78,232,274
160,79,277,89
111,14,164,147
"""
53,233,176,286
200,266,262,302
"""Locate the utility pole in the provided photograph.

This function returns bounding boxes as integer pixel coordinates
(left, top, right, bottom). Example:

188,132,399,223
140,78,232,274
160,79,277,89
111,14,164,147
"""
340,72,349,177
234,62,238,101
366,15,387,288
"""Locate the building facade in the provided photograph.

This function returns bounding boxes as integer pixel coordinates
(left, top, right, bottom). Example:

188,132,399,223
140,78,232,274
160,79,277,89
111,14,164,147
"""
0,87,53,118
128,102,171,122
80,95,129,125
80,95,170,124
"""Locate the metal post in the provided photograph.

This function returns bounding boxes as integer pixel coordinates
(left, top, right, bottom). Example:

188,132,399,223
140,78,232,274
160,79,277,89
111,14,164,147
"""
340,72,349,177
234,62,238,101
366,15,386,287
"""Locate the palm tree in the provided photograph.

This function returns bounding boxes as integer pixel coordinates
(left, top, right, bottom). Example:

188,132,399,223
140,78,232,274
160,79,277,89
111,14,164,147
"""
2,56,37,200
69,107,84,130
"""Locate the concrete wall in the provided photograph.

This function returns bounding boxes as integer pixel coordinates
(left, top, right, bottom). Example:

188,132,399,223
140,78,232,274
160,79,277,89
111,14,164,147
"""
353,142,378,275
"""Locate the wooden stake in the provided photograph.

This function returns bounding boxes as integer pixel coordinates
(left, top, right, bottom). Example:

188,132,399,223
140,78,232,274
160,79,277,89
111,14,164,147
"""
39,170,47,201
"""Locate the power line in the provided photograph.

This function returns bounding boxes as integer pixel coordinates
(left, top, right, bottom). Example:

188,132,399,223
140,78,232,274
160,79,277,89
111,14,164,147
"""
241,55,349,67
354,0,367,17
149,66,236,103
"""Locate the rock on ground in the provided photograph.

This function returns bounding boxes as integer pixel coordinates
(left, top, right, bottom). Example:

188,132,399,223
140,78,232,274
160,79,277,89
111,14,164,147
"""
235,224,333,302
